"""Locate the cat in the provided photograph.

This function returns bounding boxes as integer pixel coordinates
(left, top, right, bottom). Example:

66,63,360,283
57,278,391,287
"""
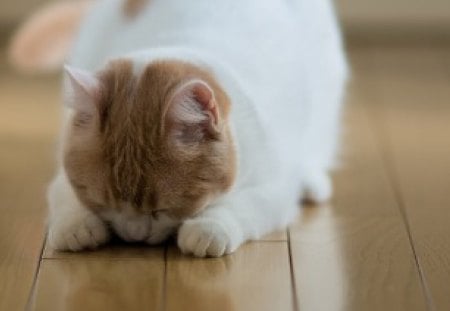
45,0,348,257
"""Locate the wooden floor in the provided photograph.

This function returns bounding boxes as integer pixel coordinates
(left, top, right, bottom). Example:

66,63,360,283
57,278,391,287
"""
1,43,449,311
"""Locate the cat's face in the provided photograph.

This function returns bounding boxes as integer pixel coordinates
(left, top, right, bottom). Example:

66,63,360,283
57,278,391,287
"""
63,59,236,224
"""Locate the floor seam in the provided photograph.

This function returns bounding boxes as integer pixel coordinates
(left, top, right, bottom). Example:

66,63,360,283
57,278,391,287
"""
25,230,47,311
287,228,300,311
161,244,168,311
363,96,436,311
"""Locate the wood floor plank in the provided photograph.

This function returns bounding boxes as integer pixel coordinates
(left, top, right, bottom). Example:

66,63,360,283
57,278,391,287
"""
289,78,428,311
332,96,403,216
259,229,287,241
31,250,165,311
0,65,59,310
165,242,293,311
43,241,166,259
0,210,46,311
359,44,450,311
290,210,425,311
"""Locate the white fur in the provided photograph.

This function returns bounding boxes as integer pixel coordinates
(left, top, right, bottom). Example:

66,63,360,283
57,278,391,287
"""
47,173,110,251
100,207,179,244
48,0,348,256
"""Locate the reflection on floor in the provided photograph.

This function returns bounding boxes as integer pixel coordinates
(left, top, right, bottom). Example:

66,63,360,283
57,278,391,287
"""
1,43,449,311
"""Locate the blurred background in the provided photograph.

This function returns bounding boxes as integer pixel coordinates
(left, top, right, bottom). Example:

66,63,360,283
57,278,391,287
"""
1,0,450,43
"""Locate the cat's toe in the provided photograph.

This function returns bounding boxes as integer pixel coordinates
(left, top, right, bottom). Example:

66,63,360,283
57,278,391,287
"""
177,219,239,257
48,214,109,251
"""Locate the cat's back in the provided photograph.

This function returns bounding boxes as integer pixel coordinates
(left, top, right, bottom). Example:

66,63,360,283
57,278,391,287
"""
68,0,347,180
70,0,340,70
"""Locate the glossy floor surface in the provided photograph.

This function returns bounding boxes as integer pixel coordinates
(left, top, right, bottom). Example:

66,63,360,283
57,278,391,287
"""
1,43,449,311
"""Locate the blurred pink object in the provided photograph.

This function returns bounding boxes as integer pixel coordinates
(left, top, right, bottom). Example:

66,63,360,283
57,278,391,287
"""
8,0,94,74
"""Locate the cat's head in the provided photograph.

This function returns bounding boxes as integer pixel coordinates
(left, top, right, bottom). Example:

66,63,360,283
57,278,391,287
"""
63,59,236,224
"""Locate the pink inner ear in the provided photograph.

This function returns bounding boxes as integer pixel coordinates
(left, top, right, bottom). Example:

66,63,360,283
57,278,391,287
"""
170,80,219,126
166,79,221,142
191,82,219,125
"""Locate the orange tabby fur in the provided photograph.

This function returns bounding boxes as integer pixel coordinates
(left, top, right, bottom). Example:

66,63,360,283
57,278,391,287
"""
64,59,236,220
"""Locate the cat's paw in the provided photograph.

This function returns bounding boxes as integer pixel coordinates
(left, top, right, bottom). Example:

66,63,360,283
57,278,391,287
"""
302,171,332,204
48,212,110,251
177,218,241,257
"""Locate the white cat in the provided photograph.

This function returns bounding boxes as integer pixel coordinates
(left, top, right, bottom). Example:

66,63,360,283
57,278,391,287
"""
45,0,347,257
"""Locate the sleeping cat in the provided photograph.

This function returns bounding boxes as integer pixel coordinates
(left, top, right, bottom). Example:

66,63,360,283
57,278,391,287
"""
45,0,348,257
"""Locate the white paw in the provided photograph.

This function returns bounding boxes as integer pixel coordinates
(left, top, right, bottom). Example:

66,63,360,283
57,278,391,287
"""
303,171,332,204
48,212,110,251
177,218,241,257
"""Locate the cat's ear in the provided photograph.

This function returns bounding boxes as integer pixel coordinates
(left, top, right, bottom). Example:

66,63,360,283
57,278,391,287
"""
166,79,221,143
64,65,102,114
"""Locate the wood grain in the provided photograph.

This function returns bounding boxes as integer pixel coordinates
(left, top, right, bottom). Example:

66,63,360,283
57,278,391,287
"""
31,250,165,311
165,242,293,311
43,241,166,259
0,65,59,310
259,229,287,242
332,94,402,216
289,78,428,311
290,210,426,311
0,210,46,311
358,44,450,311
